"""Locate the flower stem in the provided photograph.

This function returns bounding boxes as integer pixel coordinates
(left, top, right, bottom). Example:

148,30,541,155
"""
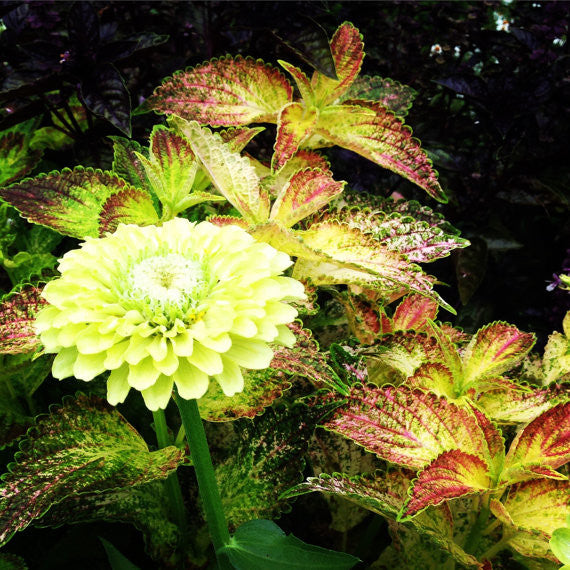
152,409,188,543
174,392,232,570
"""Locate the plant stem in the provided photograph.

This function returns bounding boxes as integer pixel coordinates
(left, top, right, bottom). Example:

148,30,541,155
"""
465,494,491,556
174,392,232,570
152,409,188,543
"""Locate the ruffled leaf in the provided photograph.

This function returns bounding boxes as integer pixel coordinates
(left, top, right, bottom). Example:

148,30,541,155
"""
220,126,265,152
462,322,536,386
270,168,345,228
339,76,417,116
400,450,493,519
98,187,159,236
171,118,269,224
320,384,497,471
408,363,457,400
278,60,315,103
491,479,570,561
141,55,292,125
272,102,319,172
311,22,364,106
0,286,46,354
502,403,570,484
0,168,158,239
0,394,184,547
315,104,446,202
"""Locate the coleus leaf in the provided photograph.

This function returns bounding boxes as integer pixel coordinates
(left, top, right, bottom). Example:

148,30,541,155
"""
490,479,570,561
220,126,266,153
339,76,417,117
0,394,184,547
400,450,494,519
392,294,440,331
314,103,446,202
171,118,269,224
502,402,570,484
283,469,481,568
216,404,325,528
269,168,345,228
140,55,293,125
272,102,319,172
278,61,315,104
0,285,46,354
311,22,364,106
408,362,456,400
320,384,500,471
110,136,153,194
0,122,43,186
543,313,570,384
462,322,536,387
0,167,158,239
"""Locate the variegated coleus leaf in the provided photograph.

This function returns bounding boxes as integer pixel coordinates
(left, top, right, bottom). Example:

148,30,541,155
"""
0,285,46,354
316,206,469,263
339,76,417,116
278,60,316,104
0,119,43,186
171,118,269,225
272,102,319,172
215,403,327,529
314,103,446,202
490,479,570,562
110,136,152,194
310,22,364,107
319,384,503,474
283,469,481,568
140,55,293,125
462,322,536,388
543,312,570,384
501,402,570,484
0,167,159,239
269,168,345,228
0,394,184,547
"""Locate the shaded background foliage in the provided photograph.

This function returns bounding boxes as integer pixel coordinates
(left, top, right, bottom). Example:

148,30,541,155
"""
0,1,568,567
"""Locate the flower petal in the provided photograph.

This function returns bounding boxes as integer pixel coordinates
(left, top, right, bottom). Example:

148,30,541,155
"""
154,343,179,375
174,358,209,400
275,324,297,347
189,342,223,375
52,347,78,379
215,358,244,396
171,332,194,356
107,364,130,405
224,337,273,369
124,335,154,365
141,374,174,411
103,339,130,369
127,357,161,390
73,351,107,381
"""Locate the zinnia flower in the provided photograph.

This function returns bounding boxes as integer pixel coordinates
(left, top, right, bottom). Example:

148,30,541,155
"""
35,218,306,410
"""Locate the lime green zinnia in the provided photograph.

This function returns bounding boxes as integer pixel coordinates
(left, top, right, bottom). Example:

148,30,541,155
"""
35,218,306,410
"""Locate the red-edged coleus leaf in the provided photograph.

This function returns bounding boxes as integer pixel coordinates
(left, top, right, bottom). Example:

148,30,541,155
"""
476,381,570,424
392,294,440,331
283,469,481,568
319,207,469,263
0,127,43,186
141,55,293,125
278,60,315,104
490,479,570,561
110,136,153,194
171,118,269,225
0,394,184,547
320,384,501,471
314,103,446,202
272,102,319,172
502,402,570,484
462,322,536,387
269,168,345,228
339,76,417,116
220,126,266,153
0,168,159,239
0,286,46,354
408,363,457,400
400,450,494,519
543,313,570,384
311,22,364,106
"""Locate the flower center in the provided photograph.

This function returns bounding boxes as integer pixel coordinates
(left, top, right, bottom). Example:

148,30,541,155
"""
127,254,204,307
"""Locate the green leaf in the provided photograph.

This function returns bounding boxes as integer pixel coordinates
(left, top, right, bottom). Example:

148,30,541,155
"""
141,56,292,125
110,137,153,194
340,76,417,116
315,103,446,202
99,537,141,570
0,552,28,569
98,187,160,235
272,102,319,172
0,394,184,547
0,167,158,239
543,314,570,384
311,22,364,106
221,519,359,569
0,285,45,354
462,322,536,386
551,527,570,565
278,60,315,104
502,402,570,484
0,119,43,186
171,119,269,224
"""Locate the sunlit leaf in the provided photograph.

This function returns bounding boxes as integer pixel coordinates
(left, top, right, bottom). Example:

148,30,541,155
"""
543,316,570,384
141,56,292,125
340,76,417,116
272,102,319,172
98,187,159,235
278,61,315,103
393,294,439,331
311,22,364,106
315,103,446,202
0,394,184,547
0,119,43,186
502,403,570,484
270,168,344,228
110,137,153,194
407,363,456,400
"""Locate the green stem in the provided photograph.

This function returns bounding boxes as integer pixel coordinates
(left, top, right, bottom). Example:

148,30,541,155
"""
153,409,188,543
479,535,511,562
174,392,232,570
465,494,491,556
